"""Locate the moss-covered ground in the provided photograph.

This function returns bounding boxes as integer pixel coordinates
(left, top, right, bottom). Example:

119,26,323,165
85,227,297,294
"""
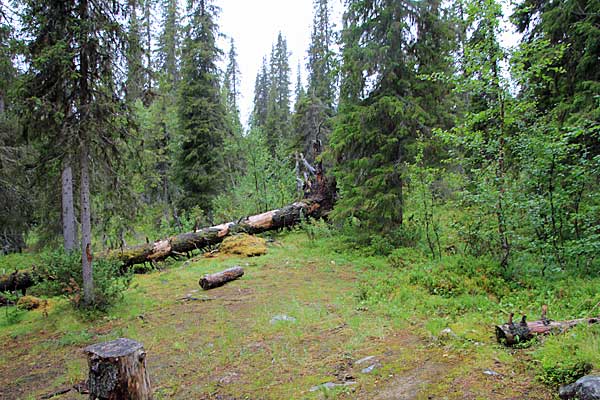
1,231,598,399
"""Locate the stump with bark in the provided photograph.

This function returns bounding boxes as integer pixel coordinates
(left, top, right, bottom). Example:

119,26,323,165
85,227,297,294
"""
199,266,244,290
84,338,152,400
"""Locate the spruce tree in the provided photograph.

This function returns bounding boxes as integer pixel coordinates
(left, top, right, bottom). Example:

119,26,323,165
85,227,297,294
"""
294,0,336,162
176,0,227,213
307,0,335,108
264,32,291,152
224,38,241,129
21,0,132,305
252,57,269,128
126,0,145,102
330,0,421,231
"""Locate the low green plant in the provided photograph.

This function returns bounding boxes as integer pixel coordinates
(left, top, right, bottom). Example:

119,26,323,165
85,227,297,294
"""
533,325,599,386
37,250,131,311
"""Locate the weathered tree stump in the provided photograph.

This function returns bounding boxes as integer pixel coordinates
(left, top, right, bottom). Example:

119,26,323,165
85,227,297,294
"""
84,338,152,400
199,266,244,290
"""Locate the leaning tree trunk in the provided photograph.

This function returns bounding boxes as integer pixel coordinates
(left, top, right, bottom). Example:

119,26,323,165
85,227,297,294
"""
108,173,336,268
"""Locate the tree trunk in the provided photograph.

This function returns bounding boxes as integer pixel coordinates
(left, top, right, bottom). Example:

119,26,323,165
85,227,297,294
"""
80,143,94,305
199,266,244,290
62,164,76,252
85,338,152,400
109,190,333,268
496,314,599,346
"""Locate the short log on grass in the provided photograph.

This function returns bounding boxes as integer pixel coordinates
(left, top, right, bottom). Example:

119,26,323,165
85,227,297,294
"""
199,266,244,290
496,307,600,346
84,338,152,400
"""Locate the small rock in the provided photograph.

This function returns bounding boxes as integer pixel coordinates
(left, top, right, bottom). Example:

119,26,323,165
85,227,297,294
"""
355,355,377,365
483,369,502,377
270,314,296,324
218,372,240,385
440,328,458,338
559,375,600,400
361,363,381,374
309,381,357,392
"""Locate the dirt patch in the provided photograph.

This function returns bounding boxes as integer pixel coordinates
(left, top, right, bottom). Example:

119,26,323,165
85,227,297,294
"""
373,360,448,400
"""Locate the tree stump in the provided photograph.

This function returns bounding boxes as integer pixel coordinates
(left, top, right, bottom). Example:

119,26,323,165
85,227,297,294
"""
84,338,152,400
199,266,244,290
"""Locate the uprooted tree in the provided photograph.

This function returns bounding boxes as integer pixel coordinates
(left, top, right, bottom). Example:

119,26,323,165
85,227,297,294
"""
0,143,335,300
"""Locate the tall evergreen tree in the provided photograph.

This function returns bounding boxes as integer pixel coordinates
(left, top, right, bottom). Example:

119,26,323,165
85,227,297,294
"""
264,32,291,152
294,0,337,162
307,0,335,108
223,38,241,127
157,0,180,87
126,0,145,102
330,0,422,231
21,0,132,305
252,57,269,128
176,0,227,213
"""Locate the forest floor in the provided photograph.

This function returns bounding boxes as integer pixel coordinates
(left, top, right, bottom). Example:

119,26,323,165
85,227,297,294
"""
0,232,569,399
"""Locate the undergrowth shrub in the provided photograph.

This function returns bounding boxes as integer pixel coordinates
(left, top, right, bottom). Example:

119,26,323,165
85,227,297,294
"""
533,324,599,386
37,250,131,311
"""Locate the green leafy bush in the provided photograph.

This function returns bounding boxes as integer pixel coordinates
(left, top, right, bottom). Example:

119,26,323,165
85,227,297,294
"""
37,250,131,311
534,325,599,387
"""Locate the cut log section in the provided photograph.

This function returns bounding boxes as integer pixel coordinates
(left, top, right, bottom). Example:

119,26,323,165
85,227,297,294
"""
84,338,152,400
199,266,244,290
496,307,599,346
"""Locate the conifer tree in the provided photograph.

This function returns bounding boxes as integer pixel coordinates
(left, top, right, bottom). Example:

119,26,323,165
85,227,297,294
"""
157,0,180,87
264,32,291,152
176,0,227,213
224,38,241,128
330,0,421,231
126,0,145,102
294,0,336,162
21,0,132,305
307,0,335,108
252,57,269,128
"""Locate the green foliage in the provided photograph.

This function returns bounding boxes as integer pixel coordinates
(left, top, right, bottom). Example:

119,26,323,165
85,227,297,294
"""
176,0,227,212
534,325,599,386
37,250,131,311
211,128,296,221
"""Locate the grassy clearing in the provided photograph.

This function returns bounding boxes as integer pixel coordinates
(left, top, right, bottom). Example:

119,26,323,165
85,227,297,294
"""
0,230,597,399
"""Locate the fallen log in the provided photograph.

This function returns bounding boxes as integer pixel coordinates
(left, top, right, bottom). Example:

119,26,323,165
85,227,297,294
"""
199,266,244,290
109,174,336,268
496,307,599,346
0,270,34,295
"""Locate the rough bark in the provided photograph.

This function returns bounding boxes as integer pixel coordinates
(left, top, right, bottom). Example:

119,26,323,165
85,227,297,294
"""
61,164,76,252
85,338,152,400
109,174,335,268
80,142,94,305
199,266,244,290
496,312,599,346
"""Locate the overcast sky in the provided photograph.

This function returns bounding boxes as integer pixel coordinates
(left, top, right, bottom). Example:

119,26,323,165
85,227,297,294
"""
216,0,519,128
218,0,343,128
